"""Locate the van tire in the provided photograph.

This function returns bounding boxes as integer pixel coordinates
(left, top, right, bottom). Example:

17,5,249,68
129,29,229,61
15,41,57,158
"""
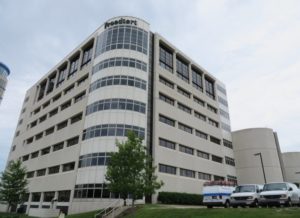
251,199,259,208
285,198,292,207
224,200,230,208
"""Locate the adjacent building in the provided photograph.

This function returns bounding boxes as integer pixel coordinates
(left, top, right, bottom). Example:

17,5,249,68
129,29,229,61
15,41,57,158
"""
7,16,235,214
0,62,10,104
232,128,285,184
281,152,300,185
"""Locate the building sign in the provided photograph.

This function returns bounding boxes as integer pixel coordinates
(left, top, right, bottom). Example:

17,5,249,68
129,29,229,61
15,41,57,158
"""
104,18,137,29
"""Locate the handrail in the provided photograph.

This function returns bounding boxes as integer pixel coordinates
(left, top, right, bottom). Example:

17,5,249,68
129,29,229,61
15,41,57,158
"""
94,199,123,218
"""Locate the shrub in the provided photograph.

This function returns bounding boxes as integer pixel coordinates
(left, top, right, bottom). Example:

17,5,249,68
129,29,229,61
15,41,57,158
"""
158,192,203,205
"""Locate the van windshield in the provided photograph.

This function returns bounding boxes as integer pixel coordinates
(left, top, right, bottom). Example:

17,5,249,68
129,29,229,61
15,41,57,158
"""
263,183,287,191
235,185,255,193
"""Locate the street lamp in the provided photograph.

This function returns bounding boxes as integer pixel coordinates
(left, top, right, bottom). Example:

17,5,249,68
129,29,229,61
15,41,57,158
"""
254,152,267,183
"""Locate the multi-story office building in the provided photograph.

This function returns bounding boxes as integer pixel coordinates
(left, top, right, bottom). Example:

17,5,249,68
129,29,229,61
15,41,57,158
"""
0,62,10,104
7,16,236,214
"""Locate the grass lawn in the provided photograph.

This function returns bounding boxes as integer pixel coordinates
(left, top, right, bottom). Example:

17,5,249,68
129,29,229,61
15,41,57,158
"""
0,213,34,218
122,205,300,218
2,205,300,218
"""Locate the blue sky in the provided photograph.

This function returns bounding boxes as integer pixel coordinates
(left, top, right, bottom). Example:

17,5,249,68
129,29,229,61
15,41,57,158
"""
1,0,300,172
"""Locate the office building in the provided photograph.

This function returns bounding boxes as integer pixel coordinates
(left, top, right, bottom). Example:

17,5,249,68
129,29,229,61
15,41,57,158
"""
7,16,235,214
0,62,10,104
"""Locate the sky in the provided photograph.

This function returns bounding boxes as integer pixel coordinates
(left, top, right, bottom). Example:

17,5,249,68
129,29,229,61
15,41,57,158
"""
0,0,300,172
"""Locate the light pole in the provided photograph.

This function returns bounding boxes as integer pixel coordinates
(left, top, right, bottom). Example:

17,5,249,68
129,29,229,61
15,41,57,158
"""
254,152,267,183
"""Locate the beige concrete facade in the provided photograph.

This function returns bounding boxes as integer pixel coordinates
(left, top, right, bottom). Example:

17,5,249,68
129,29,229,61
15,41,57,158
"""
232,128,284,185
6,16,235,214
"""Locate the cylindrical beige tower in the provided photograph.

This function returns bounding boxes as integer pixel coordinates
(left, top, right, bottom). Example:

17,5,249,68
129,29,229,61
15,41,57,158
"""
232,128,284,184
282,152,300,185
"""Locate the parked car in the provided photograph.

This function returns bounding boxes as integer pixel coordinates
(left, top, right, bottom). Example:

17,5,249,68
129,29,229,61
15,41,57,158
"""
259,182,300,207
202,181,236,208
230,184,263,207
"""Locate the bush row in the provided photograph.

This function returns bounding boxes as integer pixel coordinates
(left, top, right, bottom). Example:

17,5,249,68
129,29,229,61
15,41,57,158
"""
158,192,203,205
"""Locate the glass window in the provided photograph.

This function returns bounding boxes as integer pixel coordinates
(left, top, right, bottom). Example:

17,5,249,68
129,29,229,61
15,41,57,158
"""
178,123,192,134
159,164,176,175
159,138,175,150
95,26,148,57
159,114,175,127
179,144,194,155
192,68,203,91
159,93,174,106
205,77,215,99
212,155,223,163
180,168,195,178
210,136,221,145
159,44,173,72
176,58,189,83
197,150,209,159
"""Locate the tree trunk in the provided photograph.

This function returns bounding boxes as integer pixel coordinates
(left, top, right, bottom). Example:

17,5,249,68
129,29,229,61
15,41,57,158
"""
132,198,135,208
123,198,126,206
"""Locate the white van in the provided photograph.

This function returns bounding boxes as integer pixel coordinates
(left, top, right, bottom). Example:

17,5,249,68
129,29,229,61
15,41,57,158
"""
230,184,263,207
202,181,235,208
259,182,300,207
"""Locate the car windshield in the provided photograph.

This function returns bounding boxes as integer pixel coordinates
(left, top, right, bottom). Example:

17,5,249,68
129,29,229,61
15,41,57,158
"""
263,183,287,191
235,185,255,193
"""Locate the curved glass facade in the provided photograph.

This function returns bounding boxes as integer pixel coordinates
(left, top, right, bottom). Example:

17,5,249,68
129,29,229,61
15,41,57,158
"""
89,75,147,93
95,25,148,56
92,57,147,75
78,152,111,168
82,124,145,140
86,98,146,116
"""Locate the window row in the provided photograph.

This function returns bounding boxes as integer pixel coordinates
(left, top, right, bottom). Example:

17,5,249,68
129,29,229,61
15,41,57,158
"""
159,44,216,99
159,75,218,115
92,57,147,75
158,92,219,129
158,114,221,144
221,122,232,132
24,112,82,145
28,91,86,130
78,152,111,168
37,40,92,102
159,138,230,164
218,96,228,107
31,73,88,117
95,25,148,56
26,162,75,179
74,183,123,199
158,163,224,181
86,98,146,116
22,136,80,162
82,124,145,140
28,190,71,203
217,84,227,95
89,75,147,93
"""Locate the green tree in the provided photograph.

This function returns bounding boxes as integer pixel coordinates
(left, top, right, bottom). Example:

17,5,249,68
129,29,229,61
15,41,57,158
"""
0,160,28,212
106,131,163,207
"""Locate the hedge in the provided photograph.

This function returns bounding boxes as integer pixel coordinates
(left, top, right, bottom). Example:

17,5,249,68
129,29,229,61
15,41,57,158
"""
157,192,203,205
